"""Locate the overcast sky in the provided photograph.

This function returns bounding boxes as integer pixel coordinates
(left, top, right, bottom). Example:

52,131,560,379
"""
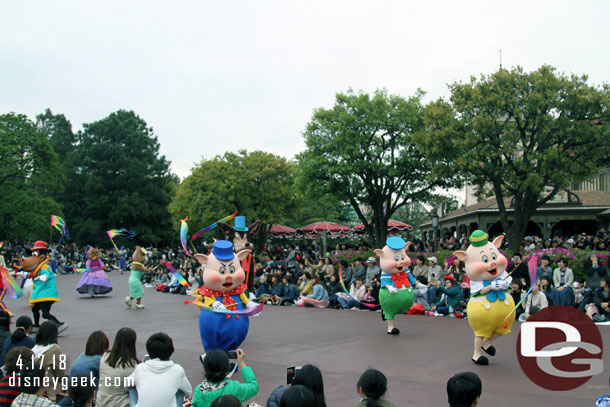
2,1,609,183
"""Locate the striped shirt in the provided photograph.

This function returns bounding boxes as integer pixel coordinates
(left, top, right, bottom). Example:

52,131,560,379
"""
0,374,20,407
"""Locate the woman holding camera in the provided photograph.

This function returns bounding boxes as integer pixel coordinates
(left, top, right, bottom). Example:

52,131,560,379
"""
193,349,259,407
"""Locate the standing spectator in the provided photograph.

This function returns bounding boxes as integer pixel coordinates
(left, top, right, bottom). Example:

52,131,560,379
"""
0,347,35,407
128,332,192,407
0,316,34,367
446,372,482,407
32,321,65,402
97,328,139,407
192,349,258,407
356,369,396,407
552,257,574,306
365,258,381,286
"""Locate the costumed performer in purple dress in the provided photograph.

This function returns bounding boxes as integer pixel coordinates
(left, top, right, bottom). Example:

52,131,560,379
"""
76,247,113,296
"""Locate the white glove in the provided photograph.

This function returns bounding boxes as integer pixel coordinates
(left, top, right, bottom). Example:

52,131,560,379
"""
387,286,398,294
35,275,48,282
491,280,502,290
246,301,262,316
19,271,29,279
498,279,511,290
212,301,227,311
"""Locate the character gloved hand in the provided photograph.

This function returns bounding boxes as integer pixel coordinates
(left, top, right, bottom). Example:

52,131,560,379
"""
246,301,262,317
35,275,48,282
491,280,502,290
387,286,398,294
212,301,227,311
498,279,511,290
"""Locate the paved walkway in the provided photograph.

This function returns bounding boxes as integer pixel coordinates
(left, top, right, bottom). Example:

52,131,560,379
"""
7,272,609,406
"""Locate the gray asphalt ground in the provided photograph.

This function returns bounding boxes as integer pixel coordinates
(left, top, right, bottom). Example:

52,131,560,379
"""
6,271,609,406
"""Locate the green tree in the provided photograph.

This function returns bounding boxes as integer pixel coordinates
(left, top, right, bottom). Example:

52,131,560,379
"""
36,109,76,163
65,110,175,246
415,65,610,252
297,89,458,247
0,113,64,240
170,150,295,251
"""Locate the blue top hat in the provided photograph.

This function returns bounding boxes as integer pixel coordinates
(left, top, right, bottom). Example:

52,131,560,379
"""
233,216,249,232
213,240,235,261
386,236,406,250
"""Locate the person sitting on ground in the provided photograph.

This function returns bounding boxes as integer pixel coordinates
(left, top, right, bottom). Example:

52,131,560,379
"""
338,260,353,287
536,255,553,283
297,274,329,308
325,274,342,308
426,257,442,303
280,277,301,305
297,272,314,296
447,371,482,407
430,276,464,316
267,364,326,407
97,327,139,407
0,347,35,407
365,258,380,286
210,395,241,407
337,278,366,310
587,276,610,322
551,257,574,306
573,276,586,310
65,373,96,407
508,253,530,289
355,368,396,407
411,255,427,279
68,330,109,386
280,385,316,407
519,282,549,321
413,276,430,311
255,275,272,299
11,364,59,407
351,258,366,283
269,276,287,305
509,280,525,320
0,315,34,367
192,349,258,407
321,257,335,283
33,321,66,402
127,332,192,407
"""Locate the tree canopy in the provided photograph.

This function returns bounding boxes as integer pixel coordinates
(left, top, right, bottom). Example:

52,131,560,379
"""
415,65,610,251
64,110,175,246
0,113,64,240
297,89,458,247
170,150,295,250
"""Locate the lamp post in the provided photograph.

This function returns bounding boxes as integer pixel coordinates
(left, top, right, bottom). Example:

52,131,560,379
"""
432,213,439,253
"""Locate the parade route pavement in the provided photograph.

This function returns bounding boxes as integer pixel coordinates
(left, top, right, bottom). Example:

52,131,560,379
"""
8,271,609,406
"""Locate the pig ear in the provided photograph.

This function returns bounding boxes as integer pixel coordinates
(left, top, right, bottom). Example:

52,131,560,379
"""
236,249,252,261
492,234,505,248
194,254,209,265
373,249,384,258
453,251,467,261
404,241,412,251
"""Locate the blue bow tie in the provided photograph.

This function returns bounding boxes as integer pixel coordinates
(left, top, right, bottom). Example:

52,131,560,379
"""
483,280,506,302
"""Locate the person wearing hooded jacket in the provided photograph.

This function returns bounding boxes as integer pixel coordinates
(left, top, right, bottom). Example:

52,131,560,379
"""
127,332,191,407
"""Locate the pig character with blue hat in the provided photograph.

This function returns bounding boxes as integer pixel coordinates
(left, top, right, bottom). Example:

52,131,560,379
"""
193,240,260,352
374,236,416,335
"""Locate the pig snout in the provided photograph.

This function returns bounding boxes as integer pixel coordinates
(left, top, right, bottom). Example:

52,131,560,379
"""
487,261,498,275
223,276,233,287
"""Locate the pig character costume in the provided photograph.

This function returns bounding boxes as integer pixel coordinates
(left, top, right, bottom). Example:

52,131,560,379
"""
374,237,416,335
454,230,515,365
194,240,259,352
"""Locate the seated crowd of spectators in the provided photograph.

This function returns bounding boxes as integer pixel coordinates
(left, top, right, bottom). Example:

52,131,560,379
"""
0,318,483,407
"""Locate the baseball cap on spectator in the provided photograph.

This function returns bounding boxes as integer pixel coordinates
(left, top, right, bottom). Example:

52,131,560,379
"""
524,236,533,242
427,256,438,264
567,239,575,244
367,257,376,263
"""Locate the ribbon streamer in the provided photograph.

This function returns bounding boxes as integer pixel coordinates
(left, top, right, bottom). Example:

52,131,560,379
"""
180,217,191,255
338,270,378,309
0,267,22,299
191,211,238,241
503,256,538,328
164,261,190,287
